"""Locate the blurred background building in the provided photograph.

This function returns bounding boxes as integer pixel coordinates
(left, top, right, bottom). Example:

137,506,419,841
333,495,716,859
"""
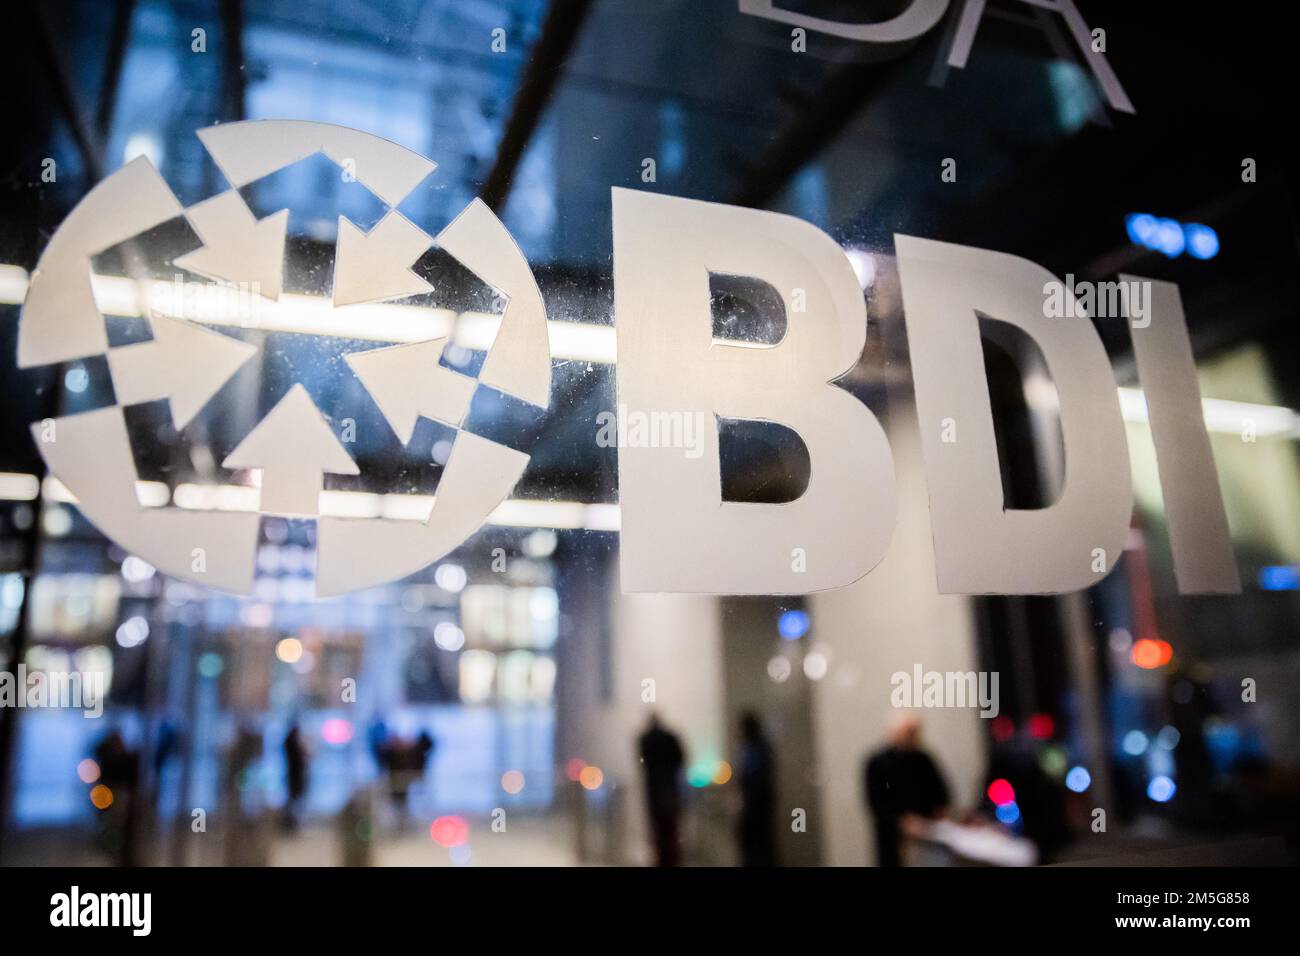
0,0,1296,866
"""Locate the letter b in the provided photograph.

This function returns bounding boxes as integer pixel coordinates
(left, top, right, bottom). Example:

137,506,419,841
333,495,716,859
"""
611,189,896,593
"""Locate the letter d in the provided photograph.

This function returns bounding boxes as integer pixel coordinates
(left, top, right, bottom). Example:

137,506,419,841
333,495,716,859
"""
895,235,1132,593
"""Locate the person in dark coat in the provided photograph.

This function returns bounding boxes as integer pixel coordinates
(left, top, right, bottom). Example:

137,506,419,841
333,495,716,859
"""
864,716,950,866
736,711,777,866
282,722,308,831
93,729,141,866
638,713,685,867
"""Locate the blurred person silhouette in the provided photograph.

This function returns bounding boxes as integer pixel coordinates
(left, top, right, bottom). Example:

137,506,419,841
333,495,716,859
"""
224,722,264,815
154,718,179,778
864,715,950,866
1164,662,1220,827
221,723,268,864
736,711,777,866
376,732,401,815
413,729,437,808
282,722,308,831
416,729,435,773
93,728,141,865
379,729,437,824
638,712,685,866
366,714,388,768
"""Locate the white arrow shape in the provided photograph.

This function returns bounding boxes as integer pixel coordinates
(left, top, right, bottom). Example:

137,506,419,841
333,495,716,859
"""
434,198,551,407
222,385,359,516
107,314,258,429
316,431,529,596
33,406,261,594
333,211,433,307
344,338,477,444
175,190,288,300
197,121,437,208
19,156,184,368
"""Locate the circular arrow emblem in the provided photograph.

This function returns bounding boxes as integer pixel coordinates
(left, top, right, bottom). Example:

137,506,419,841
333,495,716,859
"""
18,120,551,596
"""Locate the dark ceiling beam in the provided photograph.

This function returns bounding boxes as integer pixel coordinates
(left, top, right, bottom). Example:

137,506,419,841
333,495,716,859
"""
96,0,137,141
219,0,246,122
29,1,105,182
2,2,116,861
478,0,591,212
729,50,912,210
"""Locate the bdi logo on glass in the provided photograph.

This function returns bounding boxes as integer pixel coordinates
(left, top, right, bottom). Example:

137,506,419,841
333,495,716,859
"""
19,121,550,597
19,121,1238,599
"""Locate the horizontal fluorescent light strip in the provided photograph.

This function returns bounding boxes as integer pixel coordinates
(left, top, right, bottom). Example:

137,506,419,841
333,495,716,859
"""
6,265,1290,437
0,264,616,364
1118,387,1300,438
0,473,619,532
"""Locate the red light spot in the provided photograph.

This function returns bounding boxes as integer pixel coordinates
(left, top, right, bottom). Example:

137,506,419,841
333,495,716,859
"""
430,815,469,847
990,716,1015,743
1028,713,1055,740
564,757,586,782
1131,638,1173,669
987,778,1015,807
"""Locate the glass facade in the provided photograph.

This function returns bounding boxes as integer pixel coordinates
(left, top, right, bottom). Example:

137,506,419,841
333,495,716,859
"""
0,0,1296,871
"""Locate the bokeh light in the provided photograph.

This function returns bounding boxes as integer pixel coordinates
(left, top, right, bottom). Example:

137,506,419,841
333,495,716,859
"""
1122,730,1149,756
434,563,467,593
578,765,604,790
1028,713,1055,740
802,651,828,680
1147,775,1177,803
449,843,472,866
990,716,1015,743
1183,223,1219,260
90,784,114,810
64,366,89,394
778,609,809,640
321,718,353,745
501,770,525,795
1131,638,1173,669
430,815,469,847
987,778,1015,806
434,621,465,652
1038,746,1068,778
766,656,792,683
114,616,149,648
1065,766,1091,793
120,555,156,584
77,758,100,784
